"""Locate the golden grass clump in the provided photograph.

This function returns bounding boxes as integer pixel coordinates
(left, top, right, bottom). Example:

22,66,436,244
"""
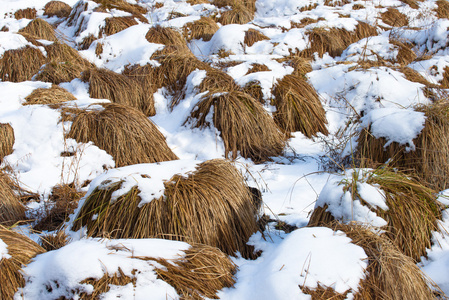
145,25,188,49
39,230,70,251
309,168,441,262
272,74,328,137
24,85,76,105
340,224,439,300
72,159,259,258
244,28,269,47
18,18,58,42
183,16,219,41
44,1,73,18
153,244,237,299
381,8,409,27
198,68,239,93
0,227,45,300
246,63,270,74
358,100,449,191
301,284,348,300
436,0,449,19
101,16,138,36
0,46,46,82
0,123,14,163
215,0,256,25
78,34,97,50
391,40,417,65
302,22,378,58
68,103,178,167
441,66,449,88
243,81,264,104
82,68,154,116
14,8,36,19
93,0,148,22
401,0,420,9
0,172,26,227
34,183,84,232
189,91,286,162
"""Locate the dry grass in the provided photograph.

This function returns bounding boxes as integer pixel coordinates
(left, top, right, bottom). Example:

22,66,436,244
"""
279,55,312,76
215,0,256,25
39,230,70,251
153,244,237,299
301,284,348,300
198,68,239,93
390,40,417,65
441,66,449,88
302,22,378,58
0,124,14,163
358,100,449,191
190,90,286,162
0,46,46,82
246,63,270,74
244,29,269,47
183,16,219,41
18,18,57,41
101,16,138,36
381,8,409,27
82,68,154,116
14,8,36,19
44,1,72,18
0,226,45,300
93,0,147,22
272,74,328,137
0,172,26,227
72,159,259,258
400,67,437,88
68,103,178,167
339,224,440,300
243,81,264,104
436,0,449,19
145,25,188,49
24,85,76,105
34,183,84,232
78,34,96,50
309,168,441,262
401,0,421,9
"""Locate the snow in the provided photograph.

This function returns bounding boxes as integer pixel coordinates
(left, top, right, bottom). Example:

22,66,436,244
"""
0,238,11,260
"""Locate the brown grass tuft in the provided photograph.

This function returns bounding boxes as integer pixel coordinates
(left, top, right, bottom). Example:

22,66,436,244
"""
101,16,138,36
183,16,219,41
198,68,239,93
302,22,378,58
24,85,76,105
338,224,439,300
401,0,420,9
302,284,348,300
400,67,437,88
72,159,259,258
272,74,328,137
0,124,14,163
34,183,84,232
82,68,154,116
189,91,286,162
391,40,417,65
218,5,254,25
381,8,409,27
246,63,270,74
280,55,313,75
244,29,269,47
153,244,237,299
145,25,187,49
358,100,449,191
44,1,72,18
78,34,96,50
309,168,441,262
19,18,58,42
242,81,264,104
39,230,70,251
68,103,178,167
14,8,36,19
92,0,147,22
436,0,449,19
0,226,45,300
0,171,26,227
441,66,449,88
0,46,46,82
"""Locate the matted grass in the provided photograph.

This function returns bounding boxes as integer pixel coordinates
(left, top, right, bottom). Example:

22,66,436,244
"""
272,74,329,137
93,0,147,22
39,230,70,251
243,81,264,104
82,68,154,116
68,103,178,167
391,40,417,65
0,227,45,299
246,63,270,74
198,68,239,93
14,8,36,19
101,16,138,36
381,7,409,27
183,16,219,41
244,28,269,47
436,0,449,19
358,100,449,191
24,85,76,105
0,46,46,82
309,168,441,262
145,25,188,49
44,1,72,18
215,0,256,25
401,0,421,9
0,123,14,163
0,171,26,227
18,18,57,41
72,159,259,258
189,90,286,162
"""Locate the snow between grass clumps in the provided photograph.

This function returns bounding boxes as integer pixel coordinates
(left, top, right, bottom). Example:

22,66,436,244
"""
0,238,10,260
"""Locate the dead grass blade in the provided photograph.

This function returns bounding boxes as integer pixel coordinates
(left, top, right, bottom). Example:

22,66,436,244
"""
68,103,178,167
72,159,259,258
39,230,71,251
272,73,328,137
189,90,286,162
0,226,45,300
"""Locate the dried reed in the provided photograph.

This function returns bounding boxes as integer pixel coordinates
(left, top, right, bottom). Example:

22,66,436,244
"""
101,16,138,36
39,230,70,251
145,25,187,49
68,103,178,167
14,8,36,19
